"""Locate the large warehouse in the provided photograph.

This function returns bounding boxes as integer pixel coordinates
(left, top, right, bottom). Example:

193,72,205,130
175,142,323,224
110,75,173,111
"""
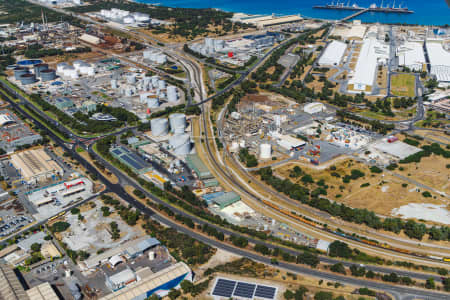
318,40,347,66
100,262,192,300
0,109,42,153
426,40,450,83
396,41,426,71
348,38,389,92
10,148,63,184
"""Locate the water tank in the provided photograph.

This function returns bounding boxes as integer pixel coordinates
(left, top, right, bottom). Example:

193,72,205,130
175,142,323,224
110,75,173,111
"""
40,69,56,81
147,96,159,108
158,80,166,89
169,134,191,155
151,118,169,136
260,143,272,159
34,63,48,77
19,73,36,85
14,67,28,80
167,86,178,102
126,73,136,84
169,113,186,134
111,79,118,89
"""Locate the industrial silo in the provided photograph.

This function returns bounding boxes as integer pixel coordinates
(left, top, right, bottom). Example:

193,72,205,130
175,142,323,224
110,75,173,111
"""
19,73,36,85
151,118,169,136
56,62,69,74
34,63,48,77
126,73,136,84
111,79,118,89
40,69,56,81
259,143,272,159
151,76,159,87
169,134,191,155
14,67,28,80
167,86,178,102
147,95,159,108
169,113,186,134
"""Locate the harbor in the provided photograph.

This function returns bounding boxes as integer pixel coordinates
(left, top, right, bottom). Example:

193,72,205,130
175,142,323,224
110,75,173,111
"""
314,1,414,14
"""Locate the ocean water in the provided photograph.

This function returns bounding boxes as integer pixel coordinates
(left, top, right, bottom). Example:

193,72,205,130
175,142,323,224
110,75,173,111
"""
135,0,450,25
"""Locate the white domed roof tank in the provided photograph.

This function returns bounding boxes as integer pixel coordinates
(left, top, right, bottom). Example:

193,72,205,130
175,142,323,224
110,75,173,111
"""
169,134,191,155
260,143,272,159
73,60,84,70
169,113,186,134
147,96,159,108
133,12,150,23
151,118,169,136
167,86,178,102
230,141,239,153
126,73,136,84
239,140,246,148
111,79,118,89
56,62,69,73
158,80,166,89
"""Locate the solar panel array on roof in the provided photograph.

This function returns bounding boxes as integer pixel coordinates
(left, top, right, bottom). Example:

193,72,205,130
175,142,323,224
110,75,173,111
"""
212,279,235,298
212,278,277,299
112,149,122,155
255,285,277,299
234,282,256,298
121,155,143,170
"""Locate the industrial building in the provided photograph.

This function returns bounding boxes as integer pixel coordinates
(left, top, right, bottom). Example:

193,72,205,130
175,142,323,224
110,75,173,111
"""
318,40,347,66
10,148,63,184
234,14,302,28
348,38,389,92
100,262,192,300
304,102,326,114
425,40,450,83
186,154,213,180
80,237,160,270
110,146,152,175
26,282,59,300
272,133,306,151
0,110,42,152
209,191,241,209
372,139,422,160
54,97,74,110
396,41,426,71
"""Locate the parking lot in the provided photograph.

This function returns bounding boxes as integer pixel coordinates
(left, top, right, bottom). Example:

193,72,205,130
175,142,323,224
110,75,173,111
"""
0,201,34,239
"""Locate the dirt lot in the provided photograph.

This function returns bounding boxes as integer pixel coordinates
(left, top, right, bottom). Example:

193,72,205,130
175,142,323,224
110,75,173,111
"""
274,159,447,217
79,151,119,184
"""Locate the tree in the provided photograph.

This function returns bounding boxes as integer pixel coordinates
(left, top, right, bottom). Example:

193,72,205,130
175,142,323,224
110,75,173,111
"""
314,291,333,300
168,288,181,300
70,207,80,214
180,280,194,294
297,252,319,268
443,277,450,292
30,243,41,253
330,263,346,274
425,278,435,289
329,241,352,258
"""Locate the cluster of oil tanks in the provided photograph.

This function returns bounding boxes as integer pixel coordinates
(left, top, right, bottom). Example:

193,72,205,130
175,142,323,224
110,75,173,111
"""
150,113,191,155
13,63,57,85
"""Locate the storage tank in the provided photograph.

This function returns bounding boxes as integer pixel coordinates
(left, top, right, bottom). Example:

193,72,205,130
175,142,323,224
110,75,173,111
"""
73,60,84,70
169,113,186,134
13,67,28,80
148,251,156,260
151,76,159,86
169,134,191,155
126,73,136,84
123,16,135,24
260,143,272,159
239,140,245,148
151,118,169,136
167,86,178,102
230,141,239,153
34,63,48,77
158,79,166,89
19,73,36,85
111,79,118,89
133,12,150,23
40,69,56,81
147,95,159,108
56,62,69,73
139,92,153,103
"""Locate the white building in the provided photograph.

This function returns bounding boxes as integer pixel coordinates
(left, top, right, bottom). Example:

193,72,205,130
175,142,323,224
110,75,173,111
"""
396,41,426,71
348,38,389,92
318,40,347,66
426,40,450,83
304,102,325,114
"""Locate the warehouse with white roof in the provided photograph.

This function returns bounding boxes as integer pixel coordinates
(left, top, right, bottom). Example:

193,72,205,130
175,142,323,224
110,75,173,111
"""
396,41,426,71
318,40,347,66
426,40,450,83
348,38,389,92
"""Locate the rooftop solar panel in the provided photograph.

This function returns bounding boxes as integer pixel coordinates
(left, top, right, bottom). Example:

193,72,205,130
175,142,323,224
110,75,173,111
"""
233,282,256,299
112,149,122,155
121,155,144,170
254,285,276,299
212,279,236,298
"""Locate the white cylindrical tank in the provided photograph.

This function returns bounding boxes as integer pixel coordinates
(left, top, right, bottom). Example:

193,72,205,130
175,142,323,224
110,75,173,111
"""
111,79,118,89
169,134,191,155
73,60,84,70
239,140,245,148
260,143,272,159
230,141,239,153
167,86,178,102
123,16,135,24
148,251,156,260
56,62,69,73
126,73,136,84
169,113,186,134
158,80,166,89
65,269,72,277
151,118,169,136
147,96,159,108
151,76,159,86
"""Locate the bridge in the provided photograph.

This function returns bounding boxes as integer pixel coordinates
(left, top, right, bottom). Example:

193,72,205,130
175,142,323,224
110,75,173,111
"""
341,8,369,22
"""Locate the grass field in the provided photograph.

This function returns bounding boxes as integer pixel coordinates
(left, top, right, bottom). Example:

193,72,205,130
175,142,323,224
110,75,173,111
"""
390,73,415,97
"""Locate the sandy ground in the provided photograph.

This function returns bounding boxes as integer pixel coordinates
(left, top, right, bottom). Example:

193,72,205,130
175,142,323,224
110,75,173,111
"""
194,248,241,277
275,159,448,219
79,151,119,184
